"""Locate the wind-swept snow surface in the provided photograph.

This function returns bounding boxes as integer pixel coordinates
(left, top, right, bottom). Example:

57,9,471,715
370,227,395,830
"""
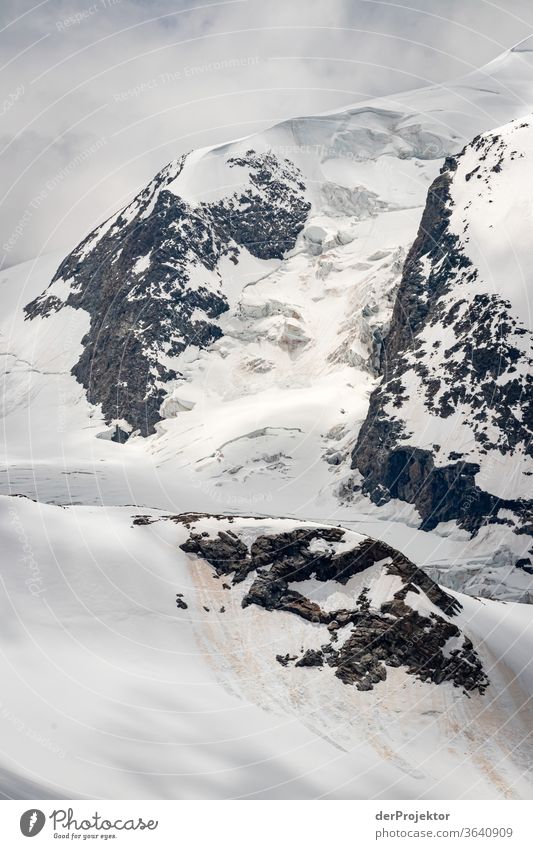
0,498,531,799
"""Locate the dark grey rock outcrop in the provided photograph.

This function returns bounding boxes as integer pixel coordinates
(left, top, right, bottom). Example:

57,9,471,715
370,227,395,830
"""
177,518,488,694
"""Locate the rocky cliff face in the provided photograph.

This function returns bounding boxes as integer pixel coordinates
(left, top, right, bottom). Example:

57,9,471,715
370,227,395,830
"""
24,151,310,437
352,119,533,561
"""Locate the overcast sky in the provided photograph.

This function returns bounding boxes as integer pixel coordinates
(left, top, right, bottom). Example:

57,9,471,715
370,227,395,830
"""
2,0,533,268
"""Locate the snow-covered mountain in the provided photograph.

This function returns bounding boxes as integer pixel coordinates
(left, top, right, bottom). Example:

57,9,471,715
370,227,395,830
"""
3,37,532,598
0,40,533,799
20,38,533,440
353,116,533,574
24,150,311,438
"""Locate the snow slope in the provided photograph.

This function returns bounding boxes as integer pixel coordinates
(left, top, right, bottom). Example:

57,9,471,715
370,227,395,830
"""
1,496,531,799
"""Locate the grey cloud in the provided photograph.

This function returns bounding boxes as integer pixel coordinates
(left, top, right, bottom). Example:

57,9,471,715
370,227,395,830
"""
1,0,533,267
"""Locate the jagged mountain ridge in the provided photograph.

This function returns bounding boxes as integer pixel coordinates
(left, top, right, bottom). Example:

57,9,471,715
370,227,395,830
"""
352,117,532,563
